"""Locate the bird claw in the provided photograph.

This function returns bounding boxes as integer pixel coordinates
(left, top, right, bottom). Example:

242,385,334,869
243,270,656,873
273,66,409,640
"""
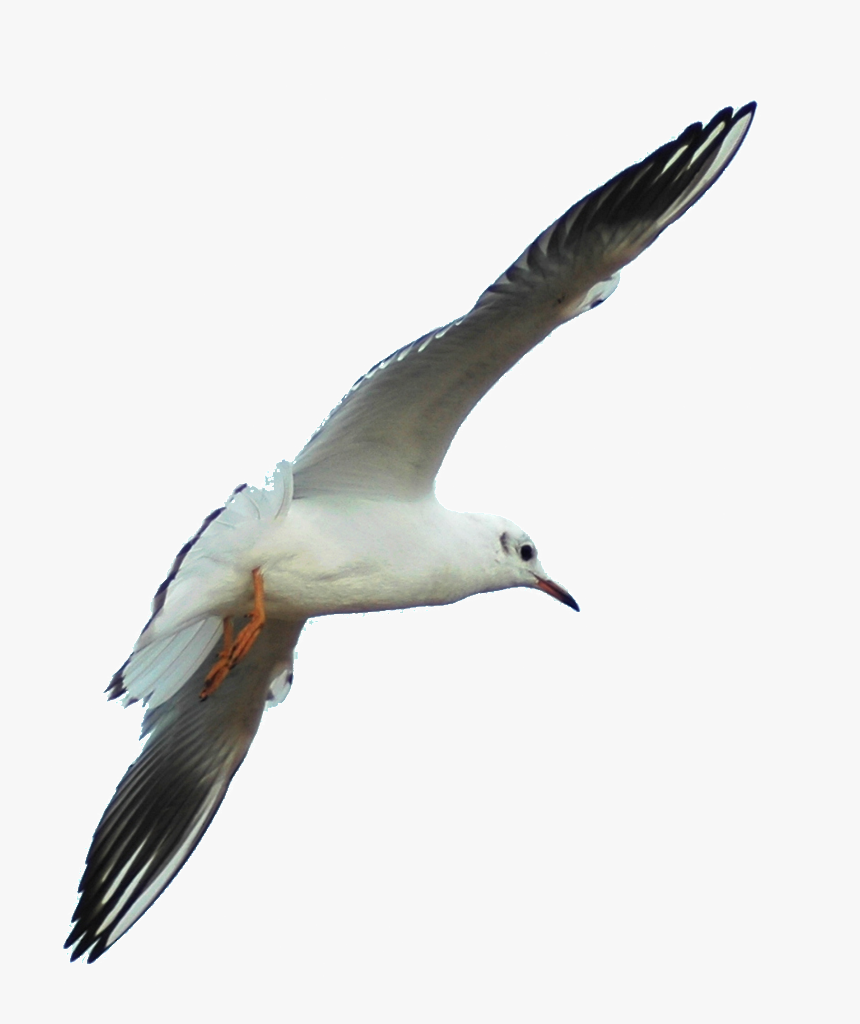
199,569,266,699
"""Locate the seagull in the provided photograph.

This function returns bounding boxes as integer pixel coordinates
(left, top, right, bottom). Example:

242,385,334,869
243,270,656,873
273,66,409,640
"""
66,103,756,962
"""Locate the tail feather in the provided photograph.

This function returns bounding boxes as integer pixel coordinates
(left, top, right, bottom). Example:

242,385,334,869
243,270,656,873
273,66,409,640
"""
66,619,303,963
109,616,224,708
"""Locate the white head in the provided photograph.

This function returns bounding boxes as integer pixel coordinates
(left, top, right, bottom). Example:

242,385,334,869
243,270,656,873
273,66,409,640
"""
465,513,579,611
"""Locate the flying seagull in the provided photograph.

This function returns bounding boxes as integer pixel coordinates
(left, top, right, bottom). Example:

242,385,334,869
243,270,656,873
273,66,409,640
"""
67,103,756,962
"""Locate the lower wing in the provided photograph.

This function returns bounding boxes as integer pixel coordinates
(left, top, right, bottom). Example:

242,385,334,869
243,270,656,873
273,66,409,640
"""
66,618,303,962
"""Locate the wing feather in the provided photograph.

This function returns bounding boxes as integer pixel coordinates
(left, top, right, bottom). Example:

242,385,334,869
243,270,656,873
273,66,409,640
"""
66,620,303,962
292,104,755,500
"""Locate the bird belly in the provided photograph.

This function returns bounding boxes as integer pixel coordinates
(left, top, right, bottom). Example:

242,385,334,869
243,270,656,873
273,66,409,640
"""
146,494,480,642
253,497,475,619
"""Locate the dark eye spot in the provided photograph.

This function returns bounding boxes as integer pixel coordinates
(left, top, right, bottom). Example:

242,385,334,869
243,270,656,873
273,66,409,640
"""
520,544,534,562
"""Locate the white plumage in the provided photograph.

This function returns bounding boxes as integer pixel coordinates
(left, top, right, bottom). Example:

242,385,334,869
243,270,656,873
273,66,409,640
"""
67,104,756,962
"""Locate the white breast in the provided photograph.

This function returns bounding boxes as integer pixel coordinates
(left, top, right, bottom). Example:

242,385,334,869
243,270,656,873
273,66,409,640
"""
256,496,496,619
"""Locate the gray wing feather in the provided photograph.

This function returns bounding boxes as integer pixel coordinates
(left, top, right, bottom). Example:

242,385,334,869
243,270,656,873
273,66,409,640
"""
292,104,755,500
66,619,303,962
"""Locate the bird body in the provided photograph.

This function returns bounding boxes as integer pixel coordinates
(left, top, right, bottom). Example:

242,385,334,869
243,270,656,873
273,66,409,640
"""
252,499,539,617
67,103,756,962
141,463,544,641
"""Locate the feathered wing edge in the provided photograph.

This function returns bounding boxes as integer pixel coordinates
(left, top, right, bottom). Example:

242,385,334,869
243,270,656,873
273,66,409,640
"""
480,103,756,318
66,619,304,963
291,105,755,500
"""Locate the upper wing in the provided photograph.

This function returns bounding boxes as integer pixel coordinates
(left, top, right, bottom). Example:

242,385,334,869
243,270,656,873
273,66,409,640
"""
292,104,755,501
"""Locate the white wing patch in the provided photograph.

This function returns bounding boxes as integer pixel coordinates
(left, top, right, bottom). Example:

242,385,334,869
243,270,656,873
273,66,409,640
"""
265,666,294,708
557,273,620,323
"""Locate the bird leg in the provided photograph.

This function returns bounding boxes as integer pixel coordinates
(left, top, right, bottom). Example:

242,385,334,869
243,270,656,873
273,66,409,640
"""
200,567,266,699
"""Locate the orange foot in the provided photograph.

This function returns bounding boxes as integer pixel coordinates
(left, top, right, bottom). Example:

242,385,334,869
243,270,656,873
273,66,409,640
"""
200,567,266,699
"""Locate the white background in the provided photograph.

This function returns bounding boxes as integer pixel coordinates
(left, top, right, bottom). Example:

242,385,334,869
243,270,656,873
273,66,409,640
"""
2,2,856,1021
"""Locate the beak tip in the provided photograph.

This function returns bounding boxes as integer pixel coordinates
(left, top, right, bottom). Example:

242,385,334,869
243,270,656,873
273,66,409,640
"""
535,576,579,612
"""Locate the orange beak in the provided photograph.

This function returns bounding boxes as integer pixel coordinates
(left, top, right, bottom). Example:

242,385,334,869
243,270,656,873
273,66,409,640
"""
535,576,579,611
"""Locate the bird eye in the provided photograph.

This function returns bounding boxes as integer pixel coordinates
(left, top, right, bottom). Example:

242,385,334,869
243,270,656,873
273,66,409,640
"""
520,544,534,561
